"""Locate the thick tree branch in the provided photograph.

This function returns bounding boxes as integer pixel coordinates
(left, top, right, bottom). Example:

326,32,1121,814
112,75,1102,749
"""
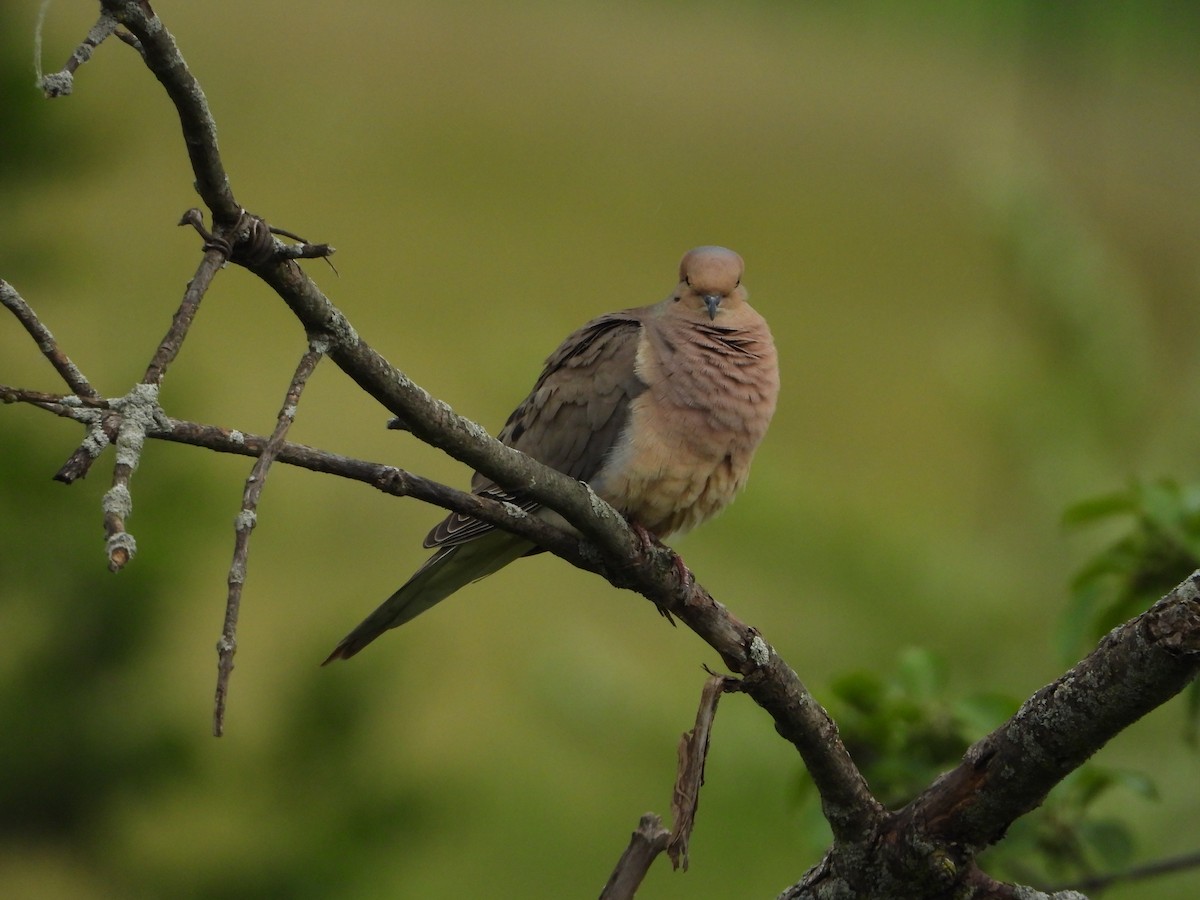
906,571,1200,851
101,2,239,225
776,572,1200,899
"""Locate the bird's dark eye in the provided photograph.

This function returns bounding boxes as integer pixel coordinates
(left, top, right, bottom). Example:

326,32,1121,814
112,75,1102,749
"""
735,279,741,287
672,294,681,302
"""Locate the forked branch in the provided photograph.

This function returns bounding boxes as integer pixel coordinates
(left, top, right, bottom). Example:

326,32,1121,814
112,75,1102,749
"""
3,5,1197,898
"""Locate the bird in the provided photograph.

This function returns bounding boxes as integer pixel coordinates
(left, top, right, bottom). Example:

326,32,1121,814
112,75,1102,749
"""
323,246,779,663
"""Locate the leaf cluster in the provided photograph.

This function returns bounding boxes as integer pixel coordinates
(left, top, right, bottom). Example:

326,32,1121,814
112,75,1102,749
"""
796,647,1159,886
790,480,1200,887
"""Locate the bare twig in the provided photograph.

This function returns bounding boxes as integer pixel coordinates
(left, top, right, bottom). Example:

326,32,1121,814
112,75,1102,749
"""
145,230,227,386
667,673,730,870
1050,848,1200,894
214,343,325,736
599,814,671,900
95,0,880,846
101,383,167,571
0,383,588,567
54,412,119,484
1,280,99,399
48,226,227,486
153,417,588,567
0,385,100,411
36,8,118,98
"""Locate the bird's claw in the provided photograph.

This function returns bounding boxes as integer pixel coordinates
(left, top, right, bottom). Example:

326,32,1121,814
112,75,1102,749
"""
628,519,683,624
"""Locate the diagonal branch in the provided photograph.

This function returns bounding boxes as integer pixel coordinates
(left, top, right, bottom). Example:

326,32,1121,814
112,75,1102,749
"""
1,280,99,399
906,571,1200,854
101,2,239,225
600,814,671,900
0,382,589,569
213,342,326,736
144,230,227,387
1050,848,1200,894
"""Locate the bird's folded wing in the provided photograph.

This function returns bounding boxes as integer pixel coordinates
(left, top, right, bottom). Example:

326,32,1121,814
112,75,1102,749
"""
425,312,646,549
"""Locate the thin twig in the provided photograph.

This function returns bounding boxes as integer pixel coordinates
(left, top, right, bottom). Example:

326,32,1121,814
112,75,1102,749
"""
3,384,589,573
0,282,120,484
599,814,671,900
101,384,166,571
54,414,119,484
101,0,880,838
152,417,587,567
36,9,119,98
0,281,99,399
54,230,225,486
214,343,325,736
144,240,227,386
1049,849,1200,894
667,673,731,870
0,385,102,410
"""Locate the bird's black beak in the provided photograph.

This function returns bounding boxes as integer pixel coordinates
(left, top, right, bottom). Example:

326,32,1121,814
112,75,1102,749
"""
702,293,721,320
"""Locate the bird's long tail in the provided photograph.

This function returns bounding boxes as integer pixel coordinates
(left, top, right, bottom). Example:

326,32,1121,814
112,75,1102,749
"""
322,532,534,663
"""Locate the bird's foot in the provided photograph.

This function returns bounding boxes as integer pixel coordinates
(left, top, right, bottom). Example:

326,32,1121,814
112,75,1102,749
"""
628,519,683,625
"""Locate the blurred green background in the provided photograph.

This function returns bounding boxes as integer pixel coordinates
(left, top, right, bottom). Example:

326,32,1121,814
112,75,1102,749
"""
2,1,1199,897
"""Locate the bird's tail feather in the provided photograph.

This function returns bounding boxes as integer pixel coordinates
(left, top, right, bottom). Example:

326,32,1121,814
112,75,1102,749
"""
322,532,534,664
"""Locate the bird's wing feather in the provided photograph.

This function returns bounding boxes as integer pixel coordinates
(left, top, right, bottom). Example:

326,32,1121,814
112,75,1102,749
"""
425,313,646,548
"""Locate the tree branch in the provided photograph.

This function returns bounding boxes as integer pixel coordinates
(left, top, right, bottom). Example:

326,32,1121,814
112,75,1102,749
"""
100,2,239,225
6,6,1196,898
213,342,326,736
38,0,883,862
0,280,99,399
905,571,1200,852
600,814,671,900
776,572,1200,899
1050,848,1200,894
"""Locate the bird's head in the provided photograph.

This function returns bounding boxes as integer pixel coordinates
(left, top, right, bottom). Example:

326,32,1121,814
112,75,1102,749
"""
672,246,747,320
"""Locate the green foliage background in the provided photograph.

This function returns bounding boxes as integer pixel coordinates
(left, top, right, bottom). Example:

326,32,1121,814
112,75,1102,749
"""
2,1,1198,897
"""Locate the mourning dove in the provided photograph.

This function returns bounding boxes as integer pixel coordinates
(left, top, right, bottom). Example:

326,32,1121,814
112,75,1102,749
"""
323,246,779,662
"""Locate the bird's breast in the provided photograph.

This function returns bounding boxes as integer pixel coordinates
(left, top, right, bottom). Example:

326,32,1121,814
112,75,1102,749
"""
594,333,776,537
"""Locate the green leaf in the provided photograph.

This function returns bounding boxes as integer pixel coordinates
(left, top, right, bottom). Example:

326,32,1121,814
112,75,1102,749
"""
1058,579,1108,662
1135,480,1200,562
1136,479,1185,533
1186,681,1200,748
1062,489,1137,527
829,670,885,713
1105,768,1159,802
1070,766,1119,809
953,693,1019,738
897,647,945,701
1078,818,1136,870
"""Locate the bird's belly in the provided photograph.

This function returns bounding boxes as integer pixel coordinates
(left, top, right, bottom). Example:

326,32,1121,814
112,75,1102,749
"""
596,415,751,538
